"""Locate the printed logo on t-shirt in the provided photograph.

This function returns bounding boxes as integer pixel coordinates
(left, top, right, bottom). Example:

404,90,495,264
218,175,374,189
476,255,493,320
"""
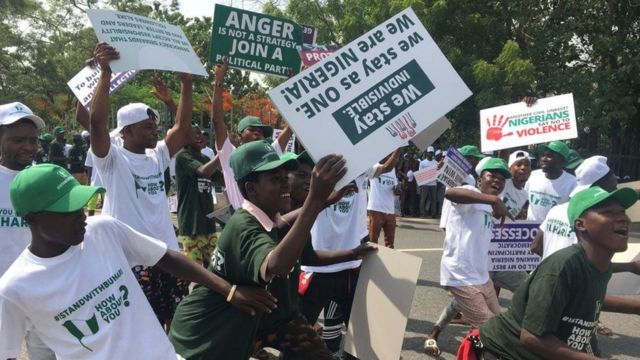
330,192,355,214
132,172,165,197
0,208,27,228
54,269,130,351
197,178,212,194
212,248,226,275
529,191,560,208
483,213,494,229
545,218,573,238
377,175,396,187
563,315,596,352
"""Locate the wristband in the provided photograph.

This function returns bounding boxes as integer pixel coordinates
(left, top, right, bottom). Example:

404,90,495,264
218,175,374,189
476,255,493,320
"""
226,284,237,302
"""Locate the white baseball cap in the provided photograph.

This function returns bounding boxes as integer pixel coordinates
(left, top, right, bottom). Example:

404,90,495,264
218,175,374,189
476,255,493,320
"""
508,150,531,167
427,146,435,153
110,103,159,137
435,149,442,156
81,130,90,138
475,156,492,176
569,156,611,197
0,102,45,129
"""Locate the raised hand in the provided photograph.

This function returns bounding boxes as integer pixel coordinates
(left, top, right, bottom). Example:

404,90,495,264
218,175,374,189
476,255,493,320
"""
150,74,173,104
91,42,119,73
324,181,357,207
485,114,513,141
229,285,278,316
308,154,347,205
215,56,229,83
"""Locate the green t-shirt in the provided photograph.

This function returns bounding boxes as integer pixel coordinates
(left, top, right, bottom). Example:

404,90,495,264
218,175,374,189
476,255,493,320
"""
34,149,49,164
48,140,66,168
480,244,611,359
169,208,277,360
68,144,86,173
175,149,215,236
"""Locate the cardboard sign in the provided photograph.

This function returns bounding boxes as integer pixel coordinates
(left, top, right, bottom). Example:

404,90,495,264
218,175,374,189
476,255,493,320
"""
210,4,303,78
298,44,340,67
436,147,472,187
86,9,207,76
344,245,421,360
414,164,438,186
67,65,136,110
488,222,541,271
607,242,640,295
269,7,472,189
273,128,296,153
302,24,317,45
410,116,451,152
480,93,578,152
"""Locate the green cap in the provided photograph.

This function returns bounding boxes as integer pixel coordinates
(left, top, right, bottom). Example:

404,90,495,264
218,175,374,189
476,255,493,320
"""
565,149,583,170
237,116,273,138
281,151,315,168
458,145,485,159
38,133,53,141
478,157,512,179
10,164,105,217
72,133,82,141
538,140,570,161
568,186,638,230
230,140,298,181
54,126,65,135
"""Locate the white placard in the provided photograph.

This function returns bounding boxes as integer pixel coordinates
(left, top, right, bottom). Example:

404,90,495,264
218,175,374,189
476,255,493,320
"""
67,65,136,110
414,164,438,186
269,7,472,188
410,116,451,152
344,245,421,360
479,93,578,152
86,9,208,77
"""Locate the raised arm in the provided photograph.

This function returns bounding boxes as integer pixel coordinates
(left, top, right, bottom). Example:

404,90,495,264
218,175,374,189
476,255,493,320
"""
261,155,347,281
75,101,90,131
276,124,292,150
374,148,401,177
164,73,193,157
445,187,512,223
89,43,119,158
150,74,178,116
195,154,221,178
212,58,230,150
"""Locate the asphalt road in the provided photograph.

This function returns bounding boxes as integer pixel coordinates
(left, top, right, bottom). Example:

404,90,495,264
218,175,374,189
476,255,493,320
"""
395,217,640,360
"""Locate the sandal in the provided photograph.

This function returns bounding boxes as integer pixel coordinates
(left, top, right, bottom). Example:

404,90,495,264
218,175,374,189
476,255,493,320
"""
424,338,441,357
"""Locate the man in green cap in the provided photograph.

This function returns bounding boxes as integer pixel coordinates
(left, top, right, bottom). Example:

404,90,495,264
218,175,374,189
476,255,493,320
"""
0,164,277,360
35,133,53,164
525,141,576,221
211,59,292,210
49,125,68,169
169,141,347,360
175,124,221,267
477,186,640,360
424,158,512,356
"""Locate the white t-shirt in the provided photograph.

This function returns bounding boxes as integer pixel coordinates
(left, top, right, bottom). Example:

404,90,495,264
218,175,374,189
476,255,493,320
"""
0,165,30,276
367,169,397,214
499,178,529,220
201,146,214,160
93,142,178,250
217,136,283,210
302,165,379,273
418,159,437,185
0,216,175,360
84,150,102,187
440,185,494,287
525,169,576,221
439,174,477,229
540,203,576,260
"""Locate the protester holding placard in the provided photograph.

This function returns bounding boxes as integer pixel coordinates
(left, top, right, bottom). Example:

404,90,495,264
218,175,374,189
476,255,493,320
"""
367,151,401,248
89,42,196,328
475,186,640,360
0,102,56,360
525,141,577,221
439,158,512,328
211,59,292,210
300,152,399,355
